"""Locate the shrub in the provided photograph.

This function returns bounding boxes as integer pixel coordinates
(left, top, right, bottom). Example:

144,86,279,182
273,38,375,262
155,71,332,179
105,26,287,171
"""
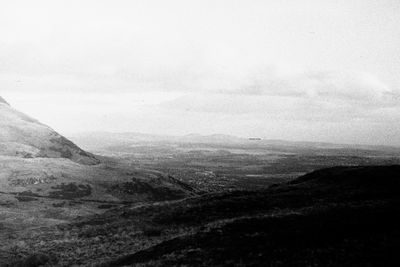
143,226,163,237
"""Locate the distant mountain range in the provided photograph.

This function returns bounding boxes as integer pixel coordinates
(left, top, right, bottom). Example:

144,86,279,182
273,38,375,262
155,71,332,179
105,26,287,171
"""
69,132,249,150
69,131,400,152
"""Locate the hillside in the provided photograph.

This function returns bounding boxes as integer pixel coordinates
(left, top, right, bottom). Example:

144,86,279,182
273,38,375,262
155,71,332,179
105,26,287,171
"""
0,98,98,165
0,96,9,105
0,96,194,200
3,165,400,266
0,97,196,254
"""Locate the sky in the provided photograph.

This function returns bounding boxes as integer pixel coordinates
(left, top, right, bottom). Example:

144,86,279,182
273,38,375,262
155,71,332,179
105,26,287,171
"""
1,0,400,145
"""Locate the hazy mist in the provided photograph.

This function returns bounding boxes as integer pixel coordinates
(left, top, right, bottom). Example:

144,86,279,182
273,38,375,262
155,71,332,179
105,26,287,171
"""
1,0,400,145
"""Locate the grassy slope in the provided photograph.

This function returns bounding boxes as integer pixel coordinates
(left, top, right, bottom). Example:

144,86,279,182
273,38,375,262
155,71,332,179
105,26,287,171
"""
0,156,197,266
0,102,98,165
0,155,196,233
0,99,196,246
3,165,400,266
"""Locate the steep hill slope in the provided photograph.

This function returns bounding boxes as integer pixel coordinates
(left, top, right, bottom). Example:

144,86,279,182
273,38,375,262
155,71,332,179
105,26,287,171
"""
0,96,9,105
0,98,98,165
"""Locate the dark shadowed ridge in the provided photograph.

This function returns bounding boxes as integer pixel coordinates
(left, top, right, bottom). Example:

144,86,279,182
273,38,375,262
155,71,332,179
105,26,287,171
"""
291,165,400,188
97,165,400,267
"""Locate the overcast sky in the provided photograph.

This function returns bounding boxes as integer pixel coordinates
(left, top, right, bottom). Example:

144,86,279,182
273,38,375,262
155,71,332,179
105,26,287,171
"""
1,0,400,145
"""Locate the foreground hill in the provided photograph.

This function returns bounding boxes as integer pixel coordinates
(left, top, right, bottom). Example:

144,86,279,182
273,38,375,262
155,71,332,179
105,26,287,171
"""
4,165,400,266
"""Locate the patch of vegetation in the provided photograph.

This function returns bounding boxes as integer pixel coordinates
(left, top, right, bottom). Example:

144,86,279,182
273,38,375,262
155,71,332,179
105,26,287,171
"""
9,175,57,187
97,204,116,209
48,183,92,199
68,200,83,206
10,253,56,267
52,201,66,207
14,190,40,202
0,201,14,207
18,190,41,197
108,179,186,201
142,226,163,237
15,196,38,202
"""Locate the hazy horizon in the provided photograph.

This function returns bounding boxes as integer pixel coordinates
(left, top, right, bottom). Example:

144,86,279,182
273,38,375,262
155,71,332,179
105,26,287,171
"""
1,0,400,146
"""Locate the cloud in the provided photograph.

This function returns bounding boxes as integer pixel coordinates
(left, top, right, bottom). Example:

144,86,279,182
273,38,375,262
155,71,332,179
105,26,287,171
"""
1,0,400,145
226,68,392,101
161,94,361,122
159,68,397,124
